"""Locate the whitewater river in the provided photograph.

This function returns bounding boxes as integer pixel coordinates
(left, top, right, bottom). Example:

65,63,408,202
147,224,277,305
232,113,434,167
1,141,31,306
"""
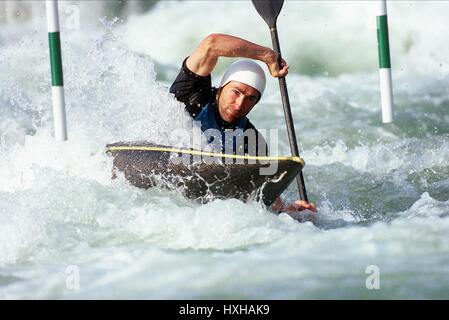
0,1,448,299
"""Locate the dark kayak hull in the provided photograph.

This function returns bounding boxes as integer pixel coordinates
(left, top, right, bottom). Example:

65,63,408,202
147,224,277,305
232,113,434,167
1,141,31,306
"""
106,142,304,206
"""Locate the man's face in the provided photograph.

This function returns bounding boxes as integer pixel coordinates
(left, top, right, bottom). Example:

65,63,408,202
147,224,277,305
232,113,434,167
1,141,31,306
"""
217,81,260,124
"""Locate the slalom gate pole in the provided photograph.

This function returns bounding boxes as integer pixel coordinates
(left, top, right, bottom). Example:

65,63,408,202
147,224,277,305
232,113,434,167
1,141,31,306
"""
46,0,68,140
377,0,394,123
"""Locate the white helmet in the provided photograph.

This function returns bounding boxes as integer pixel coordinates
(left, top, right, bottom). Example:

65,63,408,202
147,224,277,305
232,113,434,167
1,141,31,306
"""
219,60,266,97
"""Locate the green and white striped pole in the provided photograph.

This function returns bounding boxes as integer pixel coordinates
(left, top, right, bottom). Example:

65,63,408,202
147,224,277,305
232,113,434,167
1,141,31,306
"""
377,0,394,123
46,0,68,141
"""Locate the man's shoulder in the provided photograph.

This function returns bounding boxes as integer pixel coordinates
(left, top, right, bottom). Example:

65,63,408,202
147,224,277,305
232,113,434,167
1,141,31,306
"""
170,57,213,92
181,57,212,79
170,57,215,118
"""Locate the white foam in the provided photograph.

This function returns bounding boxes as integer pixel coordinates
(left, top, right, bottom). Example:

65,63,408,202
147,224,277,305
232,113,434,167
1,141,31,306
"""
304,136,449,175
397,192,449,219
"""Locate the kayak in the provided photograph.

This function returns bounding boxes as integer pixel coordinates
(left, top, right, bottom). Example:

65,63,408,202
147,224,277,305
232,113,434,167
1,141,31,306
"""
106,142,304,206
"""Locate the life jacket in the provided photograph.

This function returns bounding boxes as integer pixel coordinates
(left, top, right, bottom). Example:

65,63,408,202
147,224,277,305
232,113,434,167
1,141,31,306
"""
194,102,249,154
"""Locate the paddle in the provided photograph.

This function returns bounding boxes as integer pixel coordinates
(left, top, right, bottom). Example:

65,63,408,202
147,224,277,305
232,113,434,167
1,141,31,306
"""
251,0,309,202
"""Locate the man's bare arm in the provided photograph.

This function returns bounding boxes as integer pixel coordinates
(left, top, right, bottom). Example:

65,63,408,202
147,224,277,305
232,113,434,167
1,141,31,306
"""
186,33,288,77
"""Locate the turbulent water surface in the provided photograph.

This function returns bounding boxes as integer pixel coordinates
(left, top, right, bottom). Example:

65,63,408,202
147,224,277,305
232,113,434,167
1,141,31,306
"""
0,1,448,299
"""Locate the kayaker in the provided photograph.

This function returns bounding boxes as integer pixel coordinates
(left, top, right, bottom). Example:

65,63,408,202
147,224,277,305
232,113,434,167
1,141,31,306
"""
170,33,316,214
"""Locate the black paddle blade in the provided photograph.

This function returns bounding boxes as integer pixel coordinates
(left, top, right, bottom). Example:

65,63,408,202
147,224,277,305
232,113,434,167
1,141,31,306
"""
251,0,284,28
